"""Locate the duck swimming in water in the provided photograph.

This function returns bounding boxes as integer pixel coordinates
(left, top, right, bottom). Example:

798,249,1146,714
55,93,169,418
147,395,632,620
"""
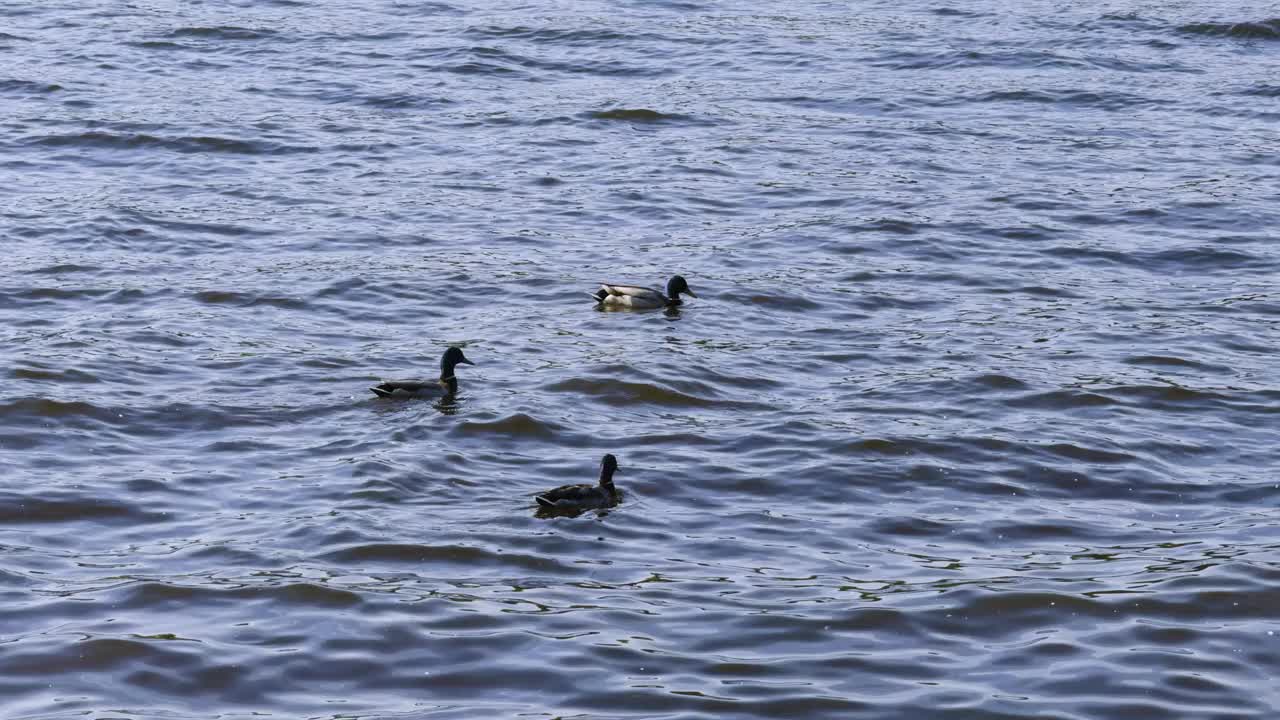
370,346,473,398
535,454,620,511
591,275,697,309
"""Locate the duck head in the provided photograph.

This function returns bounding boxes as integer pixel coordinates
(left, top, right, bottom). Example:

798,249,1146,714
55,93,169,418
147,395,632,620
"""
599,453,620,490
665,275,697,302
439,346,474,380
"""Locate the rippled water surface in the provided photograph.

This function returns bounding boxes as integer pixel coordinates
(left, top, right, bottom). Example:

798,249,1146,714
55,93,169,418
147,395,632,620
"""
3,1,1279,717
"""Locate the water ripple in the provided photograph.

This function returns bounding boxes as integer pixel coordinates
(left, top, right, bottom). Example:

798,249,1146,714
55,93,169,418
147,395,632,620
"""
1179,19,1280,40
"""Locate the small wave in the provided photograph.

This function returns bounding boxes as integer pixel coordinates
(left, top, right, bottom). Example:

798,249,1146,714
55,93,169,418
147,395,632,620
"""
971,373,1029,391
586,108,697,123
0,398,315,441
1178,19,1280,40
749,94,903,116
638,0,709,11
729,292,822,312
982,283,1080,298
0,79,61,95
111,208,273,238
935,590,1110,634
545,378,768,410
970,89,1167,111
0,287,111,308
431,60,530,78
975,518,1108,542
837,438,912,456
878,49,1091,71
1,637,198,675
452,413,564,439
468,24,727,51
684,367,785,391
0,492,157,524
28,131,316,155
395,1,462,15
168,26,278,41
839,218,923,236
1106,384,1231,405
412,44,669,79
23,263,100,274
542,59,670,78
1143,246,1272,272
1005,390,1119,409
1044,244,1269,273
1123,355,1226,372
192,290,306,310
11,367,99,383
1240,84,1280,97
127,40,184,51
0,397,120,423
465,25,631,45
983,224,1063,242
1100,12,1150,23
867,516,952,538
126,580,361,608
250,82,450,111
321,543,565,573
353,92,451,109
1042,442,1138,464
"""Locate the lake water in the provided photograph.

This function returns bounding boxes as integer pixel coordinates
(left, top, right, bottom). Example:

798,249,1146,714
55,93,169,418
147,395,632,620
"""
2,1,1278,718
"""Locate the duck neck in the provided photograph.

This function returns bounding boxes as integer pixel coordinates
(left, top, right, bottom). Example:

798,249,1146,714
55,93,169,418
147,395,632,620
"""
438,376,459,394
599,465,617,494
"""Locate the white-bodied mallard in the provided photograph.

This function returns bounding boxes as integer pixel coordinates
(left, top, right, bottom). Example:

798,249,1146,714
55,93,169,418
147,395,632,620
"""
370,346,473,398
591,275,697,309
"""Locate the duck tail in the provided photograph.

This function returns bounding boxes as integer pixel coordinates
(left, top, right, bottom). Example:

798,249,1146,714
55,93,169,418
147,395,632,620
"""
369,385,392,398
535,495,555,508
589,290,607,303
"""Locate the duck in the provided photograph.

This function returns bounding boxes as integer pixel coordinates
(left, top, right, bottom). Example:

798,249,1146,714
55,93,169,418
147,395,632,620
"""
535,454,620,511
370,346,473,398
591,275,697,309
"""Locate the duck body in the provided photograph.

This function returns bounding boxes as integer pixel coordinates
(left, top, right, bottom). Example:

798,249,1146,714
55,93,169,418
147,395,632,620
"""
535,483,616,510
593,284,670,309
535,454,620,512
592,276,696,309
370,347,473,399
369,378,453,399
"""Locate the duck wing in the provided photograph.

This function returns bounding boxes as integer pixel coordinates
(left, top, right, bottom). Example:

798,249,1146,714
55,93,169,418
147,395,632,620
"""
599,283,665,300
535,483,602,507
369,379,438,397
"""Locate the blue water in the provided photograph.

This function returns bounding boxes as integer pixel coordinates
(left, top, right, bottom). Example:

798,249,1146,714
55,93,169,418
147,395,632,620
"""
2,1,1279,718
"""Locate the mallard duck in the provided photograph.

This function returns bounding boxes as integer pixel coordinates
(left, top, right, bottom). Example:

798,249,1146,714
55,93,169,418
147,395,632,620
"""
370,347,473,398
535,454,620,511
591,275,697,309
